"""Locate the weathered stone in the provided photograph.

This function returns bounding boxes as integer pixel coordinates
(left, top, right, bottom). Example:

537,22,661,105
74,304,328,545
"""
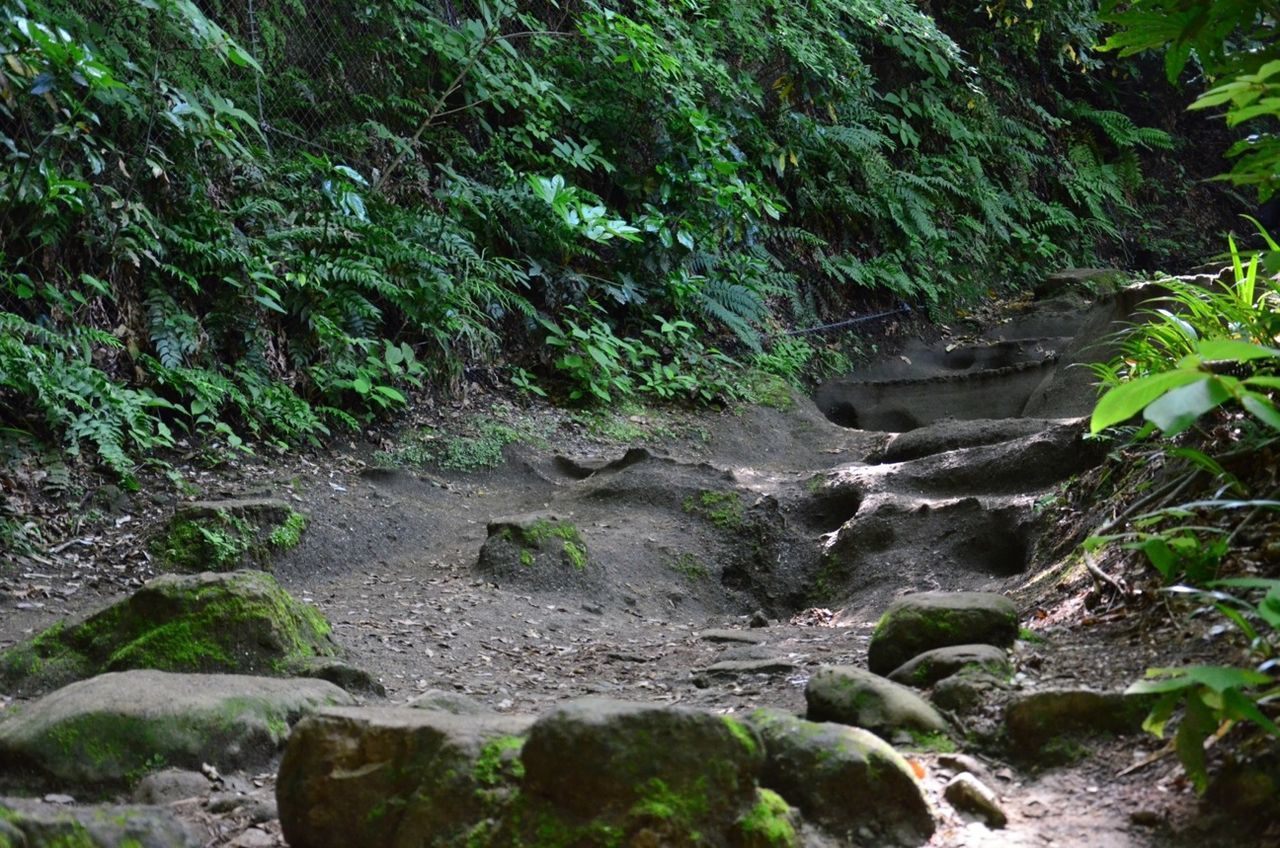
0,796,200,848
277,706,532,848
806,666,949,737
887,644,1011,689
867,592,1018,675
745,708,935,845
151,498,307,572
477,513,601,594
0,670,353,790
0,570,348,697
521,698,763,822
699,628,768,644
1036,267,1126,298
407,689,490,715
1004,689,1151,759
131,769,211,804
700,658,795,677
931,668,1009,714
283,655,385,696
943,773,1007,827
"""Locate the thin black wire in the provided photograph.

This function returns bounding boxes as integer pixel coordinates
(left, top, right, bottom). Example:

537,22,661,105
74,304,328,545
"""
779,302,912,337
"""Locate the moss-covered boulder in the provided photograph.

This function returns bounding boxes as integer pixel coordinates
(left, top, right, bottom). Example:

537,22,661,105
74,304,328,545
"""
887,644,1012,689
150,498,307,572
1004,689,1153,761
0,570,355,697
277,698,787,848
278,706,534,848
0,795,200,848
746,708,935,845
867,591,1018,676
806,666,949,737
477,513,602,594
0,670,353,791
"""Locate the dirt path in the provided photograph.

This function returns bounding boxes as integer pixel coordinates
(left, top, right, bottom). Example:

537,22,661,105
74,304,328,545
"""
1,282,1265,846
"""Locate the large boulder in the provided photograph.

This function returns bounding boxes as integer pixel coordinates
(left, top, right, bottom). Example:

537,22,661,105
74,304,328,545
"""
520,698,764,833
746,708,935,845
887,644,1011,689
277,699,783,848
1004,689,1152,760
277,706,533,848
0,796,200,848
477,514,603,594
0,670,353,791
867,592,1018,675
805,666,948,739
0,571,362,696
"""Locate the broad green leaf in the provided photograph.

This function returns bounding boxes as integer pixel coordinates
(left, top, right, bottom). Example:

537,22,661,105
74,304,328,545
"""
1090,370,1207,433
1139,665,1272,693
373,385,406,403
1191,339,1280,363
1143,376,1230,435
1242,392,1280,430
1175,691,1217,794
1221,688,1280,739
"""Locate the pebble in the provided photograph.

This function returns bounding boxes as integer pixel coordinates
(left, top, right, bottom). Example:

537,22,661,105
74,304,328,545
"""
944,772,1008,828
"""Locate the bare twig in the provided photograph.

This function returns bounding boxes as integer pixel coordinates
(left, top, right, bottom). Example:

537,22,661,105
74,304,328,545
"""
373,29,571,193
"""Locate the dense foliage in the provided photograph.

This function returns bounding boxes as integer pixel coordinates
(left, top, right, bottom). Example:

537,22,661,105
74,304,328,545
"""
0,0,1215,479
1087,0,1280,793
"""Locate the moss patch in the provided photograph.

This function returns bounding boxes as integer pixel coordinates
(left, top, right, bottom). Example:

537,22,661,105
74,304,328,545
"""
736,788,797,848
666,553,709,581
151,502,308,572
682,490,746,532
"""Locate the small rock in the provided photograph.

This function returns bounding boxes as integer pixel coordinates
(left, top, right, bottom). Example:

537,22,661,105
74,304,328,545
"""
228,827,276,848
133,769,211,804
944,772,1007,827
868,592,1018,676
935,753,993,782
41,793,74,805
699,628,767,644
1129,809,1162,827
700,658,795,677
284,656,385,696
806,666,949,736
887,644,1011,689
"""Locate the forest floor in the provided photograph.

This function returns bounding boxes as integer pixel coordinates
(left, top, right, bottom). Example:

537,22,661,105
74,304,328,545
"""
1,284,1273,847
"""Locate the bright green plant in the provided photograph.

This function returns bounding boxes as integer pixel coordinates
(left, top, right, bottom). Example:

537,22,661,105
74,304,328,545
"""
1128,577,1280,792
1090,231,1280,437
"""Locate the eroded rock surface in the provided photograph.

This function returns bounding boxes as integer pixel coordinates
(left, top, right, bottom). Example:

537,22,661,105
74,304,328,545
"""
0,670,352,791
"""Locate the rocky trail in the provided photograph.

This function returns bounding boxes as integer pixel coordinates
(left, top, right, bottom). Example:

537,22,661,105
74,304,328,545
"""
0,274,1267,847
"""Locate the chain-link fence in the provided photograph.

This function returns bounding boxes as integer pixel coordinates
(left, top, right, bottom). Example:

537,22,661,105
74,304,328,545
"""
196,0,563,154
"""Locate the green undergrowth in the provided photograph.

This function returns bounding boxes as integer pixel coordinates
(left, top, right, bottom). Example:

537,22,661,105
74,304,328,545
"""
150,507,307,572
0,0,1223,497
